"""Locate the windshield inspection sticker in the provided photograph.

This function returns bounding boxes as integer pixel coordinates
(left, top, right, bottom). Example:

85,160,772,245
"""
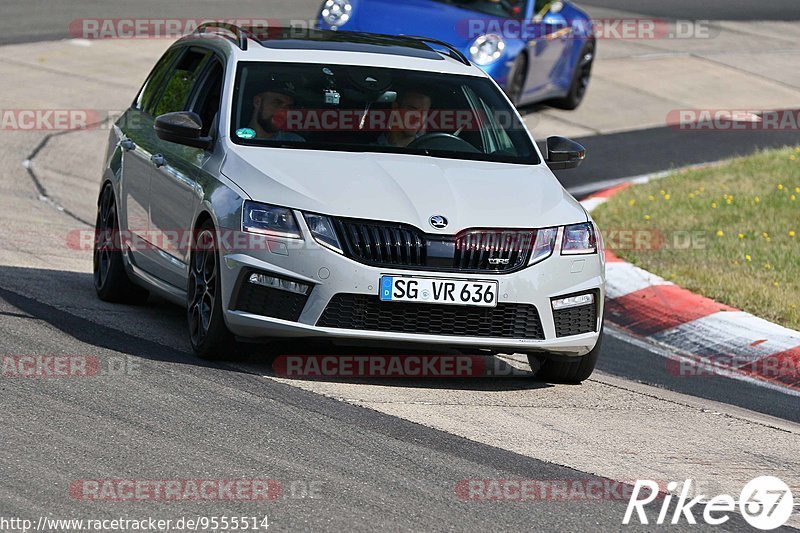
236,128,256,140
324,89,341,105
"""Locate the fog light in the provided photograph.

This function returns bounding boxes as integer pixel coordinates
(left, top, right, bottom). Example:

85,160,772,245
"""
248,273,310,295
551,293,594,310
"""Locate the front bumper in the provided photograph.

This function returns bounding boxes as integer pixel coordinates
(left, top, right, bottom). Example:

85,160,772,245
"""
219,229,605,357
479,59,515,91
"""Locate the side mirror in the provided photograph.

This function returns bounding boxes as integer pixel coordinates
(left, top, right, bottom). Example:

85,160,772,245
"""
545,136,585,170
154,111,212,150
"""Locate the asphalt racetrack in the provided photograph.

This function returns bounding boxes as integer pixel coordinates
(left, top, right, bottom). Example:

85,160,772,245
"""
0,1,798,531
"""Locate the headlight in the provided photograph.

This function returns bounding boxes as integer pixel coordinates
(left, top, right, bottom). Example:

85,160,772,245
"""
529,227,558,265
242,201,302,239
304,213,343,253
469,34,506,66
321,0,353,28
562,223,597,255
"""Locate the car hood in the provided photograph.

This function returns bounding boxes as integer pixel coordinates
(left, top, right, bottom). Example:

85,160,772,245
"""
344,0,485,50
221,147,587,233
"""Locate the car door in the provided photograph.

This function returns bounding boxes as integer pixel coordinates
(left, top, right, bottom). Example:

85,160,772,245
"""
119,48,179,243
524,0,571,98
146,49,223,288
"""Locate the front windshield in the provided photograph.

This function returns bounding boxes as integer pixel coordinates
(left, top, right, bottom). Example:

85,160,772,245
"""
230,62,540,165
431,0,528,18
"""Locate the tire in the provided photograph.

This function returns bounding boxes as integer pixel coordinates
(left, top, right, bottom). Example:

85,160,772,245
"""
529,329,603,384
550,40,595,111
505,54,528,107
187,220,236,359
93,183,149,304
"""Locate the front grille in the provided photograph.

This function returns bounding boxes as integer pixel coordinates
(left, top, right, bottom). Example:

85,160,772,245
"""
335,218,535,273
231,276,309,322
553,303,597,337
454,230,534,271
317,294,544,339
336,219,427,267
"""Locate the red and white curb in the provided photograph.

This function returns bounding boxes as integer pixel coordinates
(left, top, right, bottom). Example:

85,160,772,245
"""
582,184,800,394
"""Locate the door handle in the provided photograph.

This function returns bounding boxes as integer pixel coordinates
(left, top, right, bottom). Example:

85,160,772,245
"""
120,139,136,151
150,154,166,168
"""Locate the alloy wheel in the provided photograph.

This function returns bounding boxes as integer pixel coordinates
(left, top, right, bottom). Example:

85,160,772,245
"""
93,186,116,290
575,45,595,102
188,229,218,347
507,57,527,106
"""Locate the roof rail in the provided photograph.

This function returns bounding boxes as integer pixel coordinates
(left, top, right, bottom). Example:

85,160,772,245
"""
195,22,250,51
403,35,471,66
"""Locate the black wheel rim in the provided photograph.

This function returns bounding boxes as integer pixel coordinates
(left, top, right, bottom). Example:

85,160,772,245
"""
93,186,116,290
575,44,594,101
188,229,217,347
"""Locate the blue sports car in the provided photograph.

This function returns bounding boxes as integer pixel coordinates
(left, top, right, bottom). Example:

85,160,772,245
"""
316,0,596,109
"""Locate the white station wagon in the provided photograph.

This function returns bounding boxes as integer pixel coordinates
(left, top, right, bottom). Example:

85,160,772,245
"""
93,24,605,382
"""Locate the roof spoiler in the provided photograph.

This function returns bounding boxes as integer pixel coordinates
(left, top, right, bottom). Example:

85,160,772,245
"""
194,22,251,51
192,23,472,66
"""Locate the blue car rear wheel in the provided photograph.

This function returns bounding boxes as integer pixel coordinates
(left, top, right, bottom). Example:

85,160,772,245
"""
552,40,595,110
505,54,528,107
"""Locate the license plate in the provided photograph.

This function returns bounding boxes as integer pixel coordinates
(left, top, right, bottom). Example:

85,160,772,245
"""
379,276,498,308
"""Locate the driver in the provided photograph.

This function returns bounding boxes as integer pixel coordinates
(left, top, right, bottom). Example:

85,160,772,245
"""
249,80,305,142
375,90,432,148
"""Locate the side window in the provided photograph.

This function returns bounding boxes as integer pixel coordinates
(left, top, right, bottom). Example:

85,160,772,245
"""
151,49,209,118
136,48,179,113
188,60,224,138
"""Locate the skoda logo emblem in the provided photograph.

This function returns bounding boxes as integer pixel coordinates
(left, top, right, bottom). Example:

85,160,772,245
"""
429,215,448,229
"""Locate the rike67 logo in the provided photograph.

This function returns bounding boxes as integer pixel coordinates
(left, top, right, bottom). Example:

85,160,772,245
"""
624,476,794,530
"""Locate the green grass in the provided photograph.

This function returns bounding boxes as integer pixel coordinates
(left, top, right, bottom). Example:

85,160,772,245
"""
593,146,800,330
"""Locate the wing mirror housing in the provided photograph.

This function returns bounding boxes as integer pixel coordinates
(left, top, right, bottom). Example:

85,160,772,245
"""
545,136,586,170
154,111,212,150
